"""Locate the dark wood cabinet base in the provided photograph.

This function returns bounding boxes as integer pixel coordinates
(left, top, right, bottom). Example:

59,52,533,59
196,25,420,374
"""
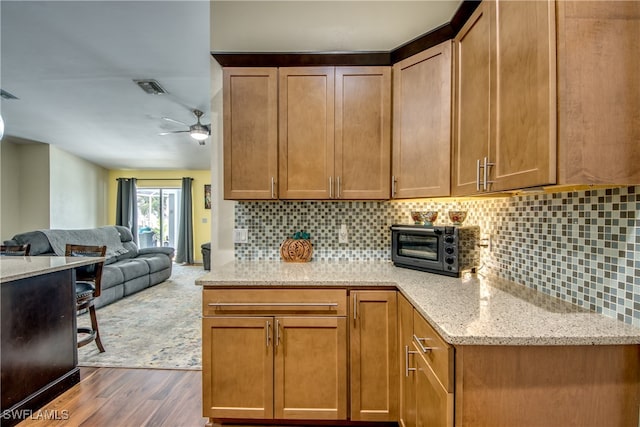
1,269,79,427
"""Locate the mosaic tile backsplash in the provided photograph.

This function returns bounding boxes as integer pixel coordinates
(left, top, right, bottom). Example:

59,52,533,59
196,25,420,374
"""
235,186,640,326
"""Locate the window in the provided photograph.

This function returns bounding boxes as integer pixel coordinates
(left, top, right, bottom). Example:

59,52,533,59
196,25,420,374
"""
137,188,181,249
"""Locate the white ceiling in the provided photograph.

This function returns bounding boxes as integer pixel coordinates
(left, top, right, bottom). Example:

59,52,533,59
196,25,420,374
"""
1,1,460,171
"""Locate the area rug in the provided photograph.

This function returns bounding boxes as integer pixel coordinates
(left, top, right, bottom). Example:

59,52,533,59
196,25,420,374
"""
77,263,205,370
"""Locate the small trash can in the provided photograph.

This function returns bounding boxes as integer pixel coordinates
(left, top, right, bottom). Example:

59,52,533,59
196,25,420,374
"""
201,242,211,270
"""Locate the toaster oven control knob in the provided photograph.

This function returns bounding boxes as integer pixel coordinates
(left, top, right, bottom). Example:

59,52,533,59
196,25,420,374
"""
445,247,454,255
445,256,455,265
444,235,455,244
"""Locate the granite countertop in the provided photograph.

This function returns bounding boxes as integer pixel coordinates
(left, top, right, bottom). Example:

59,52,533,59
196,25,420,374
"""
0,256,105,283
196,260,640,346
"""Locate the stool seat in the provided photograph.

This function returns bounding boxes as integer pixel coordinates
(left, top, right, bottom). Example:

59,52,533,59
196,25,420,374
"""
76,281,95,300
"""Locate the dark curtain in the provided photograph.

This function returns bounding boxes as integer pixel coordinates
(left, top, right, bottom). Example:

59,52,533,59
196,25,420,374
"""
175,177,194,264
115,178,138,244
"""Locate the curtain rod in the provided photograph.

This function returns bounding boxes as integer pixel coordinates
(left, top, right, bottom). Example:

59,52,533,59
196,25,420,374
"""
116,178,187,181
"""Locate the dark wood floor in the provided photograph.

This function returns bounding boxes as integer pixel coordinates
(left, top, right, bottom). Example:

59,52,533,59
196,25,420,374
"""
18,367,207,427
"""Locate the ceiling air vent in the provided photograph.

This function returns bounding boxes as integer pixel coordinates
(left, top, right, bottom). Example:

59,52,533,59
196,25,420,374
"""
0,89,19,100
133,79,168,95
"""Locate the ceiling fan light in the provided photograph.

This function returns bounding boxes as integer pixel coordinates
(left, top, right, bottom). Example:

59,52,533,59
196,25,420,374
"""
190,129,209,141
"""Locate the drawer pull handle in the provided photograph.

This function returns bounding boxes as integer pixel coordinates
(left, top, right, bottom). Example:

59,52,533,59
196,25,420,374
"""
271,177,276,199
275,319,280,347
266,320,271,347
210,302,339,308
413,334,434,353
405,345,418,377
353,293,358,320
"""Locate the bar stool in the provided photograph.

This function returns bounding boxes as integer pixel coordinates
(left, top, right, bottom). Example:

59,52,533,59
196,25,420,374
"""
65,244,107,352
0,244,31,255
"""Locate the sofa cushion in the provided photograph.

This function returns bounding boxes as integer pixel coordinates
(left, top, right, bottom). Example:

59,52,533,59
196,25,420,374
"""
114,258,150,281
137,253,172,273
101,265,125,290
115,226,134,242
138,247,175,257
116,241,139,261
12,231,53,255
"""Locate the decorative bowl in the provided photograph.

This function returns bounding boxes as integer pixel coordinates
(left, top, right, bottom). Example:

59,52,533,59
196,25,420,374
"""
410,211,438,226
448,211,467,225
280,238,313,262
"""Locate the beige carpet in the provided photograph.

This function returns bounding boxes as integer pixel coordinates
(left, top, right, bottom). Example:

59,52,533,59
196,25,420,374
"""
77,263,205,370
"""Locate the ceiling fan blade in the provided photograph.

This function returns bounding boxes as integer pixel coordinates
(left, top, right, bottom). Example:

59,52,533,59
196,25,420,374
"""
162,117,188,126
159,130,189,135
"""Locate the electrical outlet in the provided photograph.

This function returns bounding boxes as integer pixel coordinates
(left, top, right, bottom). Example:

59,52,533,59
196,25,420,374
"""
233,228,248,244
338,224,348,244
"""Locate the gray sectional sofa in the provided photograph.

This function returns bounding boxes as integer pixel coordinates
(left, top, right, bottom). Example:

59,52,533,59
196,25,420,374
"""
4,225,174,308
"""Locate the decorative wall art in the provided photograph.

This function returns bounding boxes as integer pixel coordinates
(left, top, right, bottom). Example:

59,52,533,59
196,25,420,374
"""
204,184,211,209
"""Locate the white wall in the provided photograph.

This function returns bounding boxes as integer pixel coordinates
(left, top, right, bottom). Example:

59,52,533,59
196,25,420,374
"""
210,58,235,266
49,146,108,229
1,138,108,240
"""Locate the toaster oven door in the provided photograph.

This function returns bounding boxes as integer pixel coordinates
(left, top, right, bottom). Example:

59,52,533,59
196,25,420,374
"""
391,227,444,272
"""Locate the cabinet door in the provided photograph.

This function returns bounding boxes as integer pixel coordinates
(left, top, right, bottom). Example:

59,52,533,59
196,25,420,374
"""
451,3,491,196
279,67,335,199
491,0,556,191
223,68,278,200
415,351,453,427
202,317,273,419
273,317,347,420
335,67,391,200
392,41,452,198
398,295,416,427
350,291,398,421
557,1,640,185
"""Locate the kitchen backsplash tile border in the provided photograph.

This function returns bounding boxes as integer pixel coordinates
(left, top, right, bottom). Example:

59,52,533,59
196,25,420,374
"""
235,186,640,327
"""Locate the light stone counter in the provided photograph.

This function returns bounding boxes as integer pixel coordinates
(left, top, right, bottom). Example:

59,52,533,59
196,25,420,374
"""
196,260,640,346
0,256,105,283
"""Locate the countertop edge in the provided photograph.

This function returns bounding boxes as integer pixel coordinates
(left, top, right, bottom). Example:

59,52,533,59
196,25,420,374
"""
1,256,105,283
198,275,640,347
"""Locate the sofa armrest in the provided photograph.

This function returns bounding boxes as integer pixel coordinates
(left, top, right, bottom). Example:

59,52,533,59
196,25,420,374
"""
138,247,175,257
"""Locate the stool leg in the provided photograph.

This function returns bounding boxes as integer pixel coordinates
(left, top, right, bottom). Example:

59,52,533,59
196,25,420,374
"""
88,304,105,353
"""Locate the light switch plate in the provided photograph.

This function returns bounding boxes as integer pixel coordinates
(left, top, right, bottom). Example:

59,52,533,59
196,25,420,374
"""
234,228,248,244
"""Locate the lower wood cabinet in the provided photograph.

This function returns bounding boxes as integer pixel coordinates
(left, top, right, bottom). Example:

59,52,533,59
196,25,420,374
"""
202,289,348,424
274,316,347,420
399,294,453,427
415,352,453,427
203,317,274,419
399,294,416,427
349,290,398,422
204,288,639,427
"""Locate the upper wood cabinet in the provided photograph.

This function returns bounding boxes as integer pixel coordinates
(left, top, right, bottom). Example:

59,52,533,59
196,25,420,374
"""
279,67,391,200
453,0,640,195
223,68,278,200
279,67,335,200
452,0,556,196
335,67,391,200
392,41,452,199
557,1,640,185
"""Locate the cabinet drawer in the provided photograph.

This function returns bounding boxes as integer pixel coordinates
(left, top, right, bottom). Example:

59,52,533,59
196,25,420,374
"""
413,311,453,392
204,288,347,316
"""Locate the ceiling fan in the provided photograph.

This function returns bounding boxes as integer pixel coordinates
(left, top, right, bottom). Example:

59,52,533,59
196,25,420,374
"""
160,109,210,145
